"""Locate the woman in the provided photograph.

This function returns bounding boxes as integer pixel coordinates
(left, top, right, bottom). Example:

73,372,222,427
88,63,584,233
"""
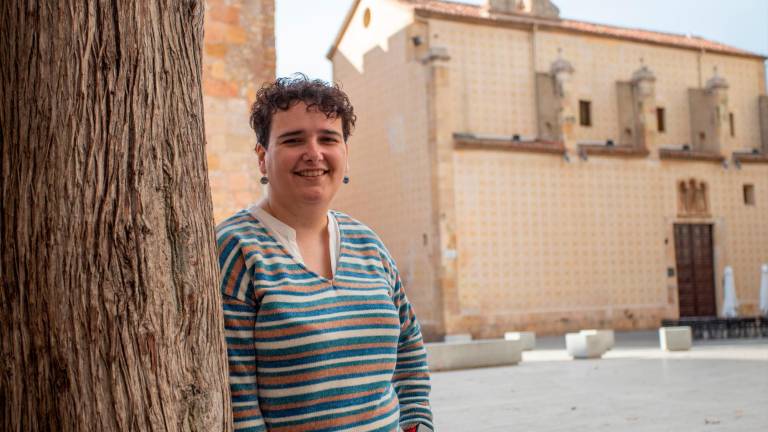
216,75,433,432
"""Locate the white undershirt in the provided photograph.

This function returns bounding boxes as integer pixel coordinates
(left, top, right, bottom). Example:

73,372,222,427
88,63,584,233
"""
248,202,341,276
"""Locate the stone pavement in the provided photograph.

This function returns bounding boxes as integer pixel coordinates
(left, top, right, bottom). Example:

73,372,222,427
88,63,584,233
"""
430,332,768,431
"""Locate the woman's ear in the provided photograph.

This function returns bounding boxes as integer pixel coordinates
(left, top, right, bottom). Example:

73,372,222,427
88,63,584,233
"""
256,144,267,175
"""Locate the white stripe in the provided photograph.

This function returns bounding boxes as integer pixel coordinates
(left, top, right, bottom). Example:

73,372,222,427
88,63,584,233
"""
397,351,425,360
268,396,384,423
229,355,255,362
229,375,258,384
343,256,385,268
393,378,429,387
258,308,397,328
258,353,395,373
224,309,256,318
226,329,255,339
232,401,258,408
340,406,400,432
256,328,400,349
234,418,265,428
336,274,390,285
217,219,252,236
261,288,390,305
254,276,315,288
244,253,297,267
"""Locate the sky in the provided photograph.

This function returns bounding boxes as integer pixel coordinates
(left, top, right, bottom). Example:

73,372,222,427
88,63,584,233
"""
275,0,768,82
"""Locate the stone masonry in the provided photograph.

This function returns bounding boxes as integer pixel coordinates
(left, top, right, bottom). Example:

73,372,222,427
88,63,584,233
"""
203,0,274,222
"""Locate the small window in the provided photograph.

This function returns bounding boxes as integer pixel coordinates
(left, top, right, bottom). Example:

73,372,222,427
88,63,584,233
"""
363,8,371,28
579,100,592,127
743,184,755,206
656,107,666,132
729,112,735,137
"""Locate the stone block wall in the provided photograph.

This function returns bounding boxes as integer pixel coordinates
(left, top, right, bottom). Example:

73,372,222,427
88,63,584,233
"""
203,0,275,222
331,0,444,339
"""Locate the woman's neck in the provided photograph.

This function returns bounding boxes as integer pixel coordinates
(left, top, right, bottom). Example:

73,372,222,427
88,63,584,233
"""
260,197,328,237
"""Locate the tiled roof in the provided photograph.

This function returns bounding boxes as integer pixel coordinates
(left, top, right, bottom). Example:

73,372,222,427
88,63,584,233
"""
403,0,764,59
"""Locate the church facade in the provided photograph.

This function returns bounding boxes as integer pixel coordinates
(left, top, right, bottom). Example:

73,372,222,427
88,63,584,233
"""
328,0,768,340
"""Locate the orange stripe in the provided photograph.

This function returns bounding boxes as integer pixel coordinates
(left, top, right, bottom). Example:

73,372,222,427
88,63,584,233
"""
267,397,398,432
256,316,397,339
225,318,255,327
258,342,394,361
233,407,261,420
259,300,392,316
223,256,245,297
229,363,257,373
258,361,395,386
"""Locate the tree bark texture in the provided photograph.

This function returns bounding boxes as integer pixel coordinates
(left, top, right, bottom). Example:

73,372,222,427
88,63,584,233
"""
0,1,232,430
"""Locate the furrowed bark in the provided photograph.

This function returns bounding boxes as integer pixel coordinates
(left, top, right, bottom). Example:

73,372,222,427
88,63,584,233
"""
0,1,232,430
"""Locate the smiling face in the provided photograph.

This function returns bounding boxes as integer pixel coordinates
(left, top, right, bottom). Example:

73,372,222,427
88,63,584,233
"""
257,102,348,212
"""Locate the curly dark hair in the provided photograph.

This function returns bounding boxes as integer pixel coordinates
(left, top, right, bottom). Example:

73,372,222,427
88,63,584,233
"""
249,74,357,150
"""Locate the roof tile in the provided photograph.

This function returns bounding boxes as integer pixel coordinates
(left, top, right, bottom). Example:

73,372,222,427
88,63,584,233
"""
402,0,763,59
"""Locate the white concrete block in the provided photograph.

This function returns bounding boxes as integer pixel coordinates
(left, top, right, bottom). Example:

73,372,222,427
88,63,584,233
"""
444,333,472,343
580,329,615,351
504,331,536,350
659,326,692,351
565,332,604,359
426,339,522,371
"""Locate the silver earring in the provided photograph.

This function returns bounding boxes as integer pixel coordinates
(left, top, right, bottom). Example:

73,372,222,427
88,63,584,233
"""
343,176,350,184
260,176,268,185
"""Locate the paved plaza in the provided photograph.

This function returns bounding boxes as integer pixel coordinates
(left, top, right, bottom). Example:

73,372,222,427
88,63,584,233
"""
430,332,768,431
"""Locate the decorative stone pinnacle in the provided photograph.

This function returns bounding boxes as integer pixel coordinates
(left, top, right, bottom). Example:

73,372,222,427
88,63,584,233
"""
632,60,656,84
706,66,729,90
550,48,574,75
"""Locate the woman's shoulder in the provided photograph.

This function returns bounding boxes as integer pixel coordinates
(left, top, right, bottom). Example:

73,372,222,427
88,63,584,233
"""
215,208,267,249
331,210,393,258
331,210,377,239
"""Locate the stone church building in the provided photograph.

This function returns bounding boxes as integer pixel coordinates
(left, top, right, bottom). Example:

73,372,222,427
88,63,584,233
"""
327,0,768,340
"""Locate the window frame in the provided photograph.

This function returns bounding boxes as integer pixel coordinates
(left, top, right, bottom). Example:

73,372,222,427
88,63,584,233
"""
743,184,755,206
656,107,666,133
579,100,592,127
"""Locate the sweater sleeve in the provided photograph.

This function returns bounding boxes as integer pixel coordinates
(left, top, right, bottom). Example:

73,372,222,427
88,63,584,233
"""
389,266,434,431
223,293,266,432
218,231,266,432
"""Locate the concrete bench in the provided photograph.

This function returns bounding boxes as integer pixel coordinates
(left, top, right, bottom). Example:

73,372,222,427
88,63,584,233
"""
580,329,615,351
504,331,536,350
565,332,604,359
426,339,522,371
659,326,692,351
443,333,472,343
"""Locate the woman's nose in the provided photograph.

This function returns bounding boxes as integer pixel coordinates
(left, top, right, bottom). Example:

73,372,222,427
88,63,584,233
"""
303,137,323,162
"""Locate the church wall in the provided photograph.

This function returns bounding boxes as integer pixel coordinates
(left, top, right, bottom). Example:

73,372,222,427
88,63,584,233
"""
451,150,768,337
330,1,442,338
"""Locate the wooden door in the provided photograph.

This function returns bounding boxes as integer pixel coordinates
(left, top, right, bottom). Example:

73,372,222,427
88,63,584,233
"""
674,224,717,317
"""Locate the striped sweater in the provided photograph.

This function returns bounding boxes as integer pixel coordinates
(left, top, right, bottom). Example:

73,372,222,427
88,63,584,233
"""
216,209,434,432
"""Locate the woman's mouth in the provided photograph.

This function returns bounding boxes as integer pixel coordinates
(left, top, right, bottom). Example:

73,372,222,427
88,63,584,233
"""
294,169,328,178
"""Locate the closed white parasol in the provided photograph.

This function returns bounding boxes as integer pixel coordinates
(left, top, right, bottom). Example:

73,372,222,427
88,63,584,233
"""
759,264,768,317
722,266,739,318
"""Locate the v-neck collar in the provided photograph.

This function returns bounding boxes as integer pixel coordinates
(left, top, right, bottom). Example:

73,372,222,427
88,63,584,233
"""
247,205,342,284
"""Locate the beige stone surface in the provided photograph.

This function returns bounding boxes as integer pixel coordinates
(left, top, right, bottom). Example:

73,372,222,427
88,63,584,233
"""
331,0,443,337
328,0,768,340
203,0,274,223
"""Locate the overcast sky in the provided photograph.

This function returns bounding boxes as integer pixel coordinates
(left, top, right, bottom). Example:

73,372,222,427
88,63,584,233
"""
275,0,768,82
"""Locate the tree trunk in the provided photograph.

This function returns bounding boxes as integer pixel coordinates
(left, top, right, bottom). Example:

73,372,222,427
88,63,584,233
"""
0,1,232,430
